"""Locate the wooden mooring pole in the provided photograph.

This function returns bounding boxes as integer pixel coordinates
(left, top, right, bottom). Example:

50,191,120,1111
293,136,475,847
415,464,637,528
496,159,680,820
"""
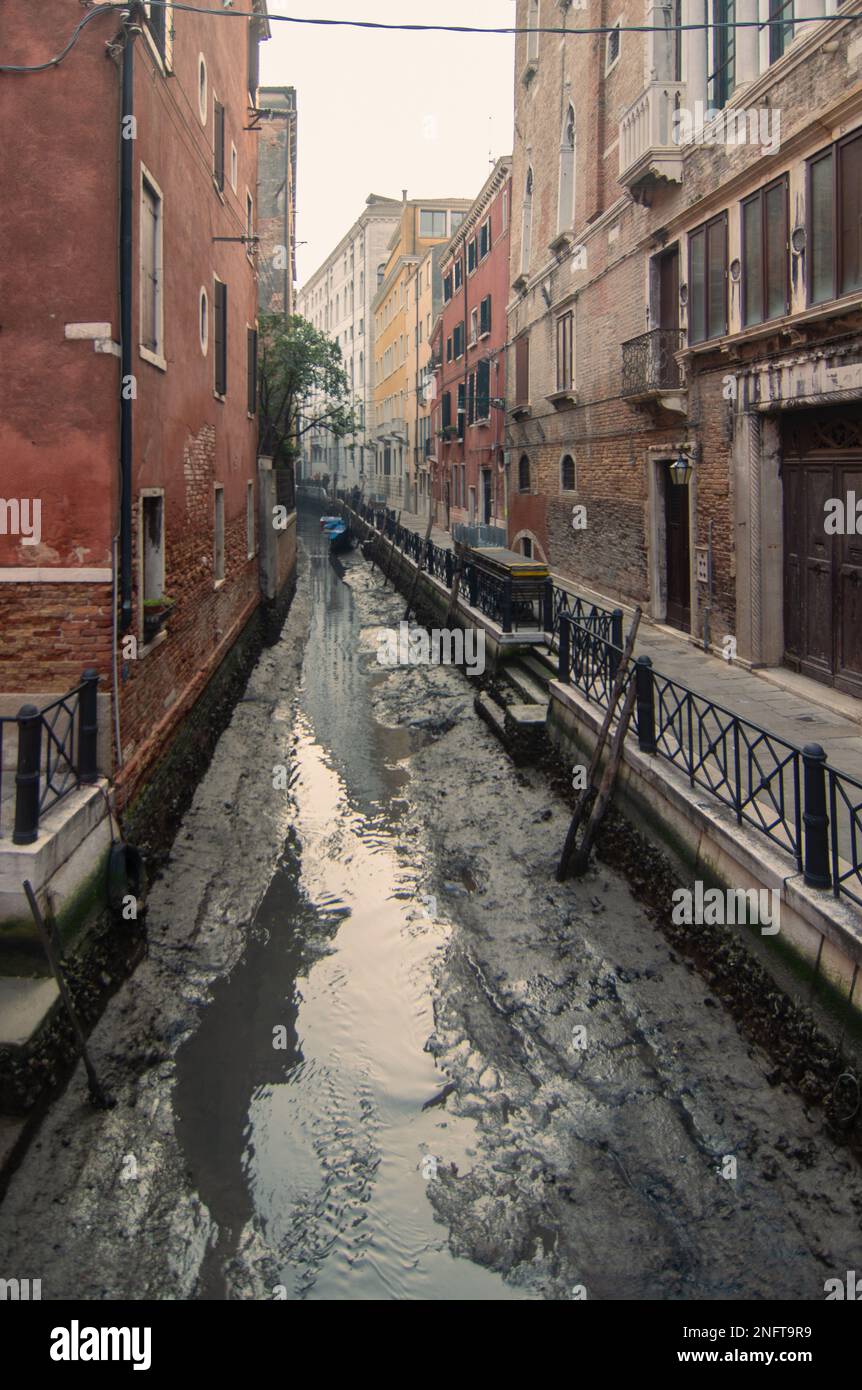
557,606,642,882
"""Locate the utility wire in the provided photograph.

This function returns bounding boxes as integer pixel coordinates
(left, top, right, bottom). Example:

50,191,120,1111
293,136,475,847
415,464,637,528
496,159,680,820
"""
4,0,861,72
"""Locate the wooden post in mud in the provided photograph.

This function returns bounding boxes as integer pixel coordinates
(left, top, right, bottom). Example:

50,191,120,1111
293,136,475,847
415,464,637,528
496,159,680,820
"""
557,606,641,882
404,503,435,622
567,674,638,877
382,510,401,588
23,880,114,1109
444,540,468,627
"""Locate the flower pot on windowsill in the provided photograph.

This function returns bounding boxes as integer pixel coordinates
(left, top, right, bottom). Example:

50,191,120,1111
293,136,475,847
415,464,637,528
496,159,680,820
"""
143,596,176,644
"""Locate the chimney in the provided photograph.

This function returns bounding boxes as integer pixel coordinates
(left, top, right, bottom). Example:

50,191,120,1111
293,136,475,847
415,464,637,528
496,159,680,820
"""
402,189,408,203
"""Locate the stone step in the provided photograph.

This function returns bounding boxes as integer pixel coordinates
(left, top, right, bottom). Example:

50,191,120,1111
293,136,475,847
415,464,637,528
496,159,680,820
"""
502,662,549,707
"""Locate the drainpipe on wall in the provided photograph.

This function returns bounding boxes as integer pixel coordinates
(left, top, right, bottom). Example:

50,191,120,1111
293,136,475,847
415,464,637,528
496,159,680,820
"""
119,12,140,634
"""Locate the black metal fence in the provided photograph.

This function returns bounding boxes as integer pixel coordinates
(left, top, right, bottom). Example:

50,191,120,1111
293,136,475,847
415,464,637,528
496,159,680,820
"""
557,613,862,910
0,671,100,844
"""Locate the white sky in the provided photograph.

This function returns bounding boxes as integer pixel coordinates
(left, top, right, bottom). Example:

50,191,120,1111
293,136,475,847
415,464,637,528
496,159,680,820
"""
259,1,516,287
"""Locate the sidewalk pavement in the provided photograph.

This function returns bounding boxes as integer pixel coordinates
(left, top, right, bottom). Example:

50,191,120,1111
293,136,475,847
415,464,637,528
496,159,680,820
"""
389,508,862,784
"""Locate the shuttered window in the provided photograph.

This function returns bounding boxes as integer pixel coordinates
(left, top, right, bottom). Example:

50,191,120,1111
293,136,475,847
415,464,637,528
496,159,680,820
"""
214,100,225,192
140,175,162,354
467,240,477,273
742,177,788,326
479,295,491,335
556,312,573,391
809,130,862,303
214,280,228,396
457,383,465,438
476,359,490,419
688,212,727,343
247,326,257,413
467,373,475,424
453,323,464,358
441,392,451,429
515,335,529,404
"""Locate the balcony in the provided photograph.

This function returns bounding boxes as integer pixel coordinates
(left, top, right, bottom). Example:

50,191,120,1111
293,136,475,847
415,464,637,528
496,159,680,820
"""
618,83,685,204
621,329,686,409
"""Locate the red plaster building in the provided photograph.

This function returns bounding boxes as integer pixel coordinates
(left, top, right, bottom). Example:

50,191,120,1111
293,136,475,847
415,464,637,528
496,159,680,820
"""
432,160,512,537
0,0,274,810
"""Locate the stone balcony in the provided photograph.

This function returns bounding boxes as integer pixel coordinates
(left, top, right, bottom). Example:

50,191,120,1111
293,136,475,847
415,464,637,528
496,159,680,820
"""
619,82,685,204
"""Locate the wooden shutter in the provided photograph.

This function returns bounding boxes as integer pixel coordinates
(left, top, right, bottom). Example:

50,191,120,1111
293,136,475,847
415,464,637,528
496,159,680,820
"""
247,326,257,413
839,131,862,295
214,280,227,395
214,100,225,191
515,335,529,404
477,359,490,418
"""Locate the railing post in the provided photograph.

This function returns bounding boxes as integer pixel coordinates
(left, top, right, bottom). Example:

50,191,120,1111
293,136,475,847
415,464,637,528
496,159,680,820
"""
445,550,454,587
13,704,42,846
78,669,100,785
802,743,831,890
467,563,478,607
609,608,624,681
501,576,513,633
635,656,656,754
558,616,571,682
542,579,554,633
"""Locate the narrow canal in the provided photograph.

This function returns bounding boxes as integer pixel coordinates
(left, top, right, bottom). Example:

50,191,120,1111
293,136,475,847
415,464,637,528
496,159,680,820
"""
174,512,525,1300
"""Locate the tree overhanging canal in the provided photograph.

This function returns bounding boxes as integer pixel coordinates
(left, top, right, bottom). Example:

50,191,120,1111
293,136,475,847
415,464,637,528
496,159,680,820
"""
2,509,861,1301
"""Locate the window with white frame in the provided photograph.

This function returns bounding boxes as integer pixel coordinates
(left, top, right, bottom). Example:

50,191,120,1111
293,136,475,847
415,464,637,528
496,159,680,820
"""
606,21,621,71
527,0,540,64
199,286,208,355
140,169,164,364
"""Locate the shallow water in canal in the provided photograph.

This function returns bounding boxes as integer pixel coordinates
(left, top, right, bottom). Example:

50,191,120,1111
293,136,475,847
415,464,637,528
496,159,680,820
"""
174,512,525,1300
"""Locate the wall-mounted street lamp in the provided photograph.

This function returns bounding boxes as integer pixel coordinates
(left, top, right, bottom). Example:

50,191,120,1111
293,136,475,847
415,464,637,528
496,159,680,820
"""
669,446,695,486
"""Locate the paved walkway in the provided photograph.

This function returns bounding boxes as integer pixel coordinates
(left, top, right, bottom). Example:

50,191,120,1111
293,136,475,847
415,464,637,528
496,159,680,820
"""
387,508,862,784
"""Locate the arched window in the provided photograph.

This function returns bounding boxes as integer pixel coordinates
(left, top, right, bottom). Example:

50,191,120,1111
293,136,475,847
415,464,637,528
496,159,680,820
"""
521,167,533,275
558,106,576,235
527,0,540,64
518,454,531,493
560,454,576,491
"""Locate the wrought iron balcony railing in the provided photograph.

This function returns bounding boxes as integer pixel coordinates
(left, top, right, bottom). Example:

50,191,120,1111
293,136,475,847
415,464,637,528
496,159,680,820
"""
621,328,684,398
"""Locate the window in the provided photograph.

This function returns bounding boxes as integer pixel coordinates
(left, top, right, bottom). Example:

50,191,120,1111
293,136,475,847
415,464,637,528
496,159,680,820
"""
518,455,531,493
453,323,464,358
454,260,463,291
606,21,620,70
141,492,165,605
808,130,862,304
709,0,735,109
741,177,789,326
527,0,539,64
199,287,208,355
521,168,533,275
479,295,492,335
451,210,465,230
688,212,728,343
561,454,576,491
146,1,168,59
470,308,478,344
442,391,452,430
476,359,491,419
420,209,447,237
479,218,492,259
246,480,255,559
214,486,225,583
140,171,163,362
213,98,225,192
214,278,228,395
467,239,477,273
467,372,476,424
558,106,576,234
522,537,533,558
556,311,574,390
197,56,208,123
247,326,258,414
502,188,509,230
457,383,465,437
515,335,530,404
768,0,793,63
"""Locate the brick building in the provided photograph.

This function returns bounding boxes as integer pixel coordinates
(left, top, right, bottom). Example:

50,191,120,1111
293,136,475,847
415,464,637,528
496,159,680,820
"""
507,0,862,696
433,159,512,537
0,0,274,807
256,85,298,317
371,197,473,507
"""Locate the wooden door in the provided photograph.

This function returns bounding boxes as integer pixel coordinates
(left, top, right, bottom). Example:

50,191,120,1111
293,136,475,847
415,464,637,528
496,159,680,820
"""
664,463,690,630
